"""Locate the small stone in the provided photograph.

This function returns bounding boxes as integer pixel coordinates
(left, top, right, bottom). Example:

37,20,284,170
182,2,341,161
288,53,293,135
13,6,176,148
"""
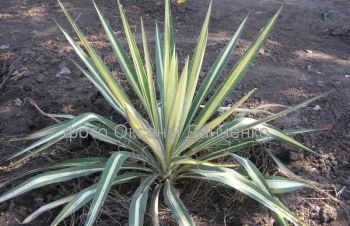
345,75,350,78
35,74,45,83
304,49,313,53
315,206,321,213
0,44,9,50
313,105,322,111
56,62,71,77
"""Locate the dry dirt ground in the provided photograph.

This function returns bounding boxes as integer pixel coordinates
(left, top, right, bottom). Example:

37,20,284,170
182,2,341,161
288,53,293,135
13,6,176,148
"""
0,0,350,225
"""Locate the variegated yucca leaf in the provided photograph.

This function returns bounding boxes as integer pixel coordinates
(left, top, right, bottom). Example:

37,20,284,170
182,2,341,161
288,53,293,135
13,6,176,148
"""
0,0,327,225
164,180,195,226
24,172,147,224
190,165,304,225
85,152,130,226
129,174,158,226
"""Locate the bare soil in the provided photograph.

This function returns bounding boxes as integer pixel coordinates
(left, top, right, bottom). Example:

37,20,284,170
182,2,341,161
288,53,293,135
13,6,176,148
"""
0,0,349,225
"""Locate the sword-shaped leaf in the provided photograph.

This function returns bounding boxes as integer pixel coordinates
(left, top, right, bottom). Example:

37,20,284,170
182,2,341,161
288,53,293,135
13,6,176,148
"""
23,196,73,224
117,0,157,127
9,113,140,161
164,50,178,128
155,21,164,107
232,154,294,225
178,2,212,136
124,103,166,171
92,1,144,106
129,174,158,226
141,19,161,130
194,7,282,128
56,22,125,115
265,176,306,194
48,157,108,168
163,0,174,87
185,15,248,127
197,127,317,162
150,184,163,226
166,57,189,156
163,180,195,226
51,172,144,226
190,166,305,225
0,165,103,203
59,1,130,113
175,89,256,155
85,152,130,226
193,93,326,153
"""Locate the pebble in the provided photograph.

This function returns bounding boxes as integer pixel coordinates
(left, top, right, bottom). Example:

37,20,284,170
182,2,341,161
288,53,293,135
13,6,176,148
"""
313,105,322,111
314,206,321,213
0,44,9,49
56,65,71,77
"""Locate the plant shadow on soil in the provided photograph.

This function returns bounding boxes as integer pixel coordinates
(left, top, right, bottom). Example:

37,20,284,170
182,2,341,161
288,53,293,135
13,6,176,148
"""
0,0,350,225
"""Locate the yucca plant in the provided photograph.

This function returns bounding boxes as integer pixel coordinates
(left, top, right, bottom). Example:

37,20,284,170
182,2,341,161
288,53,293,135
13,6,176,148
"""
0,0,326,225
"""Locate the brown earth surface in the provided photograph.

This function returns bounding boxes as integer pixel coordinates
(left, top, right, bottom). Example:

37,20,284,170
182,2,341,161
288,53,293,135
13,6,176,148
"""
0,0,350,225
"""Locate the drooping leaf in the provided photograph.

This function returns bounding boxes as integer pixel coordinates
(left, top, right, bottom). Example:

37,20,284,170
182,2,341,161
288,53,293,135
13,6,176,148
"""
150,183,163,226
51,172,145,226
0,165,103,203
129,174,158,226
265,176,306,194
163,180,195,226
191,166,305,225
23,196,73,224
85,152,130,226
